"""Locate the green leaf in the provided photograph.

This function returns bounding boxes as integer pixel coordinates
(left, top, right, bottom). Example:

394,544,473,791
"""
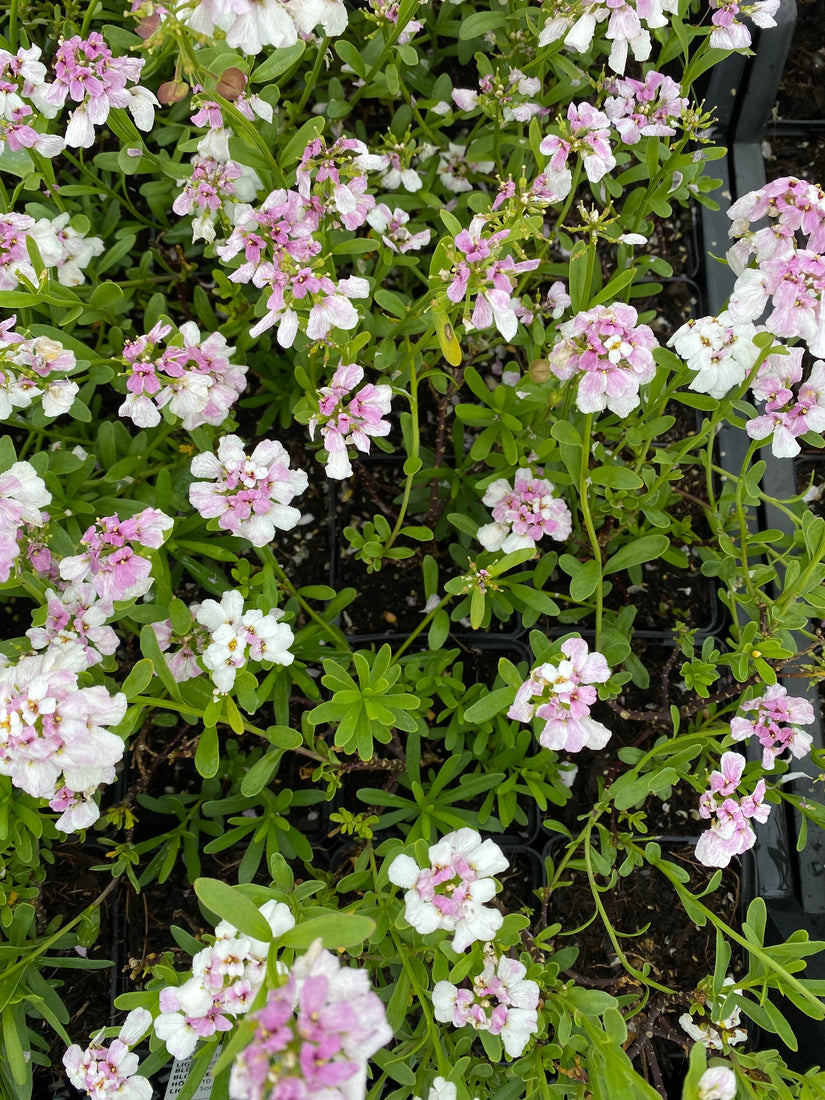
240,750,283,797
458,11,506,40
251,41,305,82
604,534,669,575
194,878,274,941
279,913,376,950
122,658,154,699
570,559,602,601
195,726,220,779
463,687,513,723
589,466,644,490
139,623,182,700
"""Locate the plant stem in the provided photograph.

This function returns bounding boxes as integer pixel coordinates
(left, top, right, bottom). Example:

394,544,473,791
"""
579,414,603,648
583,822,677,997
255,546,350,649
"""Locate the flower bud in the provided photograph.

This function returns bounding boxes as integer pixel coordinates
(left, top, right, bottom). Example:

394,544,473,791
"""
157,80,189,105
528,358,552,383
216,68,247,100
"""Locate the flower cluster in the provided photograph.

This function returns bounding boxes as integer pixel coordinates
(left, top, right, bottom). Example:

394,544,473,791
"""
729,683,815,768
547,303,658,415
508,639,612,753
0,210,103,289
432,949,540,1058
26,583,119,669
195,589,295,694
388,828,509,952
451,68,542,124
669,311,760,399
444,215,540,341
726,176,825,357
539,0,680,75
604,71,688,145
43,32,157,148
695,752,771,869
189,434,308,546
119,320,248,429
184,0,349,55
59,508,173,602
297,136,385,232
0,648,127,832
64,1009,152,1100
227,938,393,1100
679,978,748,1051
746,348,825,457
539,102,616,185
0,318,78,420
155,900,295,1059
173,154,261,244
366,204,430,253
217,185,369,345
0,44,63,157
308,362,393,479
435,142,494,194
709,0,779,50
477,469,572,553
0,459,50,582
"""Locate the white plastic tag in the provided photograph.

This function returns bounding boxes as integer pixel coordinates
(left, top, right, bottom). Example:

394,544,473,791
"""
163,1046,221,1100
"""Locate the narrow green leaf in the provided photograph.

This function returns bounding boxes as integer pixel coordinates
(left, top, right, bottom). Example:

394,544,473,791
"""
194,878,274,941
279,913,375,950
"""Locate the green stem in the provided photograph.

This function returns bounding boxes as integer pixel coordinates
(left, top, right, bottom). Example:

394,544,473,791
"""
391,594,452,662
80,1,101,38
389,925,451,1075
649,846,825,1017
583,823,676,997
256,546,350,650
733,438,762,603
61,150,154,228
579,414,603,648
295,42,328,114
1,876,118,985
8,0,18,49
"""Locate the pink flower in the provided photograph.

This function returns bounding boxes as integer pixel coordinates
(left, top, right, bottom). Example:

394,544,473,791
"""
695,752,772,868
0,648,126,830
540,102,616,183
227,939,392,1100
604,71,687,144
44,32,157,148
548,303,658,415
189,434,308,546
185,0,349,54
508,639,612,753
387,828,509,952
729,684,815,768
709,0,779,50
309,362,392,479
119,321,247,430
477,470,572,552
432,949,540,1057
0,460,51,582
27,583,117,668
64,1010,152,1100
669,312,760,399
59,508,173,601
155,901,296,1061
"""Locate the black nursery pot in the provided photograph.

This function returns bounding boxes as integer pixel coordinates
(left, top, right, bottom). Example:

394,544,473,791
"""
700,0,825,1065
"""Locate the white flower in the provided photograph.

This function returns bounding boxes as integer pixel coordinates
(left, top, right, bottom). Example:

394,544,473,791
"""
699,1066,737,1100
388,828,508,952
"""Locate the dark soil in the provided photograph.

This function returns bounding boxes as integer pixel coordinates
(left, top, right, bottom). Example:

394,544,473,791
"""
765,0,825,185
